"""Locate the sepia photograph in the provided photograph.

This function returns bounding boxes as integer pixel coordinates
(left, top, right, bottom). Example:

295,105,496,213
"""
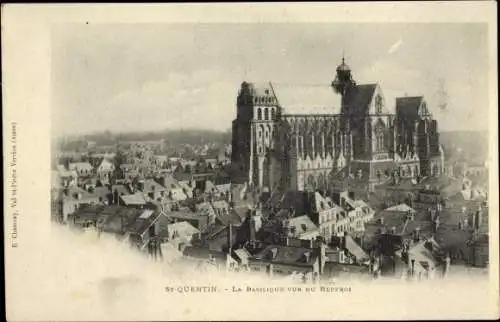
3,3,499,321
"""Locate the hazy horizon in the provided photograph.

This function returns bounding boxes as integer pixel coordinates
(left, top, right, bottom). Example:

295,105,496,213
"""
52,23,490,137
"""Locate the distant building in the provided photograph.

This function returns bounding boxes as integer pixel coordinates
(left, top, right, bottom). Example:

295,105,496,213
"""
165,209,211,232
68,204,163,251
267,189,374,243
247,241,326,280
61,186,100,222
395,238,447,280
96,158,115,179
468,234,488,268
68,161,94,177
167,221,200,244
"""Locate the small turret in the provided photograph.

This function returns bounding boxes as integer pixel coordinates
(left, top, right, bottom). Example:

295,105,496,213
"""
331,56,356,97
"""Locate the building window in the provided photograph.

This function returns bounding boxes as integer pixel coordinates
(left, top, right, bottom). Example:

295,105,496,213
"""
264,108,269,120
375,95,383,114
257,108,262,120
375,129,384,151
421,102,428,115
271,108,276,120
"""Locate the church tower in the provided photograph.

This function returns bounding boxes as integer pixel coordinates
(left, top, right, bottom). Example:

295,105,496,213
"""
231,82,281,190
331,56,357,116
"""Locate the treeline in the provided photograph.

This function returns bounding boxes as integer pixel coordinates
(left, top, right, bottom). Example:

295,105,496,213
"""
440,130,488,162
58,129,232,150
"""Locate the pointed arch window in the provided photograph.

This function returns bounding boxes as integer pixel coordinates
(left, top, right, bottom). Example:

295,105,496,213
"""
271,108,276,120
257,108,262,120
375,127,385,152
375,94,383,114
264,108,269,120
421,102,428,116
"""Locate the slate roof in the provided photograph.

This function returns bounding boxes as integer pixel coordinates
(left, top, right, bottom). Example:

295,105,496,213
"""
384,203,416,213
420,174,458,190
234,248,251,263
204,180,218,194
215,183,231,194
182,246,227,261
97,158,114,171
406,239,441,271
57,166,78,178
285,215,319,237
178,180,195,192
111,184,132,196
345,235,370,262
120,193,147,206
168,221,200,240
345,84,378,115
93,187,112,202
395,96,423,120
201,223,239,251
161,174,182,190
166,210,206,221
211,200,244,226
232,204,252,222
126,213,161,236
273,190,313,216
369,209,433,239
68,162,94,172
243,82,277,98
250,245,318,267
62,186,99,202
72,204,161,236
141,179,167,193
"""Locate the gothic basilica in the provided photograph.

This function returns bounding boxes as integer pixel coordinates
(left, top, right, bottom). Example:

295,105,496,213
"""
231,58,444,194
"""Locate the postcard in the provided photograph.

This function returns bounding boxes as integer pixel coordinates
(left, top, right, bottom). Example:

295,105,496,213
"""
2,2,498,321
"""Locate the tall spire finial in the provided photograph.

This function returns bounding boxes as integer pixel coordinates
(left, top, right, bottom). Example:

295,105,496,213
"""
341,48,345,64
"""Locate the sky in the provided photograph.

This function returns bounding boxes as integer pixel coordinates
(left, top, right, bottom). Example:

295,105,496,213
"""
51,23,490,137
